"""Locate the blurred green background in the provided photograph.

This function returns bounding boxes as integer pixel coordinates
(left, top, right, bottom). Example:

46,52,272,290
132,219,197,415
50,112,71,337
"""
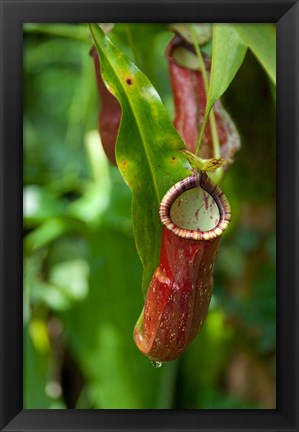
23,24,276,409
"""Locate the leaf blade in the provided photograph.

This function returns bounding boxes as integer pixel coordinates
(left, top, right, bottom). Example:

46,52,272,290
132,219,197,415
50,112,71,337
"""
89,24,190,293
207,24,248,112
231,24,276,85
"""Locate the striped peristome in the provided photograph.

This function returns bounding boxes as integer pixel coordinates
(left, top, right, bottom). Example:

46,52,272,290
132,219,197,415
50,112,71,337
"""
159,171,231,241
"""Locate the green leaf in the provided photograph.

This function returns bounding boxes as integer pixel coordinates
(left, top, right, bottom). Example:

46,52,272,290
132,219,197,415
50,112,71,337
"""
207,24,248,113
24,23,89,42
24,327,54,408
231,24,276,85
49,259,90,302
89,24,190,294
195,24,247,154
62,228,164,408
180,150,227,172
24,217,86,252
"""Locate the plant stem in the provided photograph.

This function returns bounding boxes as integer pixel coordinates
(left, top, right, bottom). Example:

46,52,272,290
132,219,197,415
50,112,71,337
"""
209,110,221,158
189,25,221,158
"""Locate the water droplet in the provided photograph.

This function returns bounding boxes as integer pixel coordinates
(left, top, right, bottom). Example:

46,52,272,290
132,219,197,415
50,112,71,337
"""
151,360,162,368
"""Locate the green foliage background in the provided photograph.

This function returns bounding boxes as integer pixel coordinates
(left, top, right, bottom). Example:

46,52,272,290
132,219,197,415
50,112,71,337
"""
23,23,276,409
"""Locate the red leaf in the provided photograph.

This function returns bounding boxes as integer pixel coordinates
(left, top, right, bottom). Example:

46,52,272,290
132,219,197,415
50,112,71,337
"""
166,36,240,165
90,46,121,166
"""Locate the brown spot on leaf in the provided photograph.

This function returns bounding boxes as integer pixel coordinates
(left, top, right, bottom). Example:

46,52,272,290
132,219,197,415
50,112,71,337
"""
126,78,133,85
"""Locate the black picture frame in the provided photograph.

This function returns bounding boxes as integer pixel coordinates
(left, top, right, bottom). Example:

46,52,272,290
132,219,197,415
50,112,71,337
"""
0,0,298,431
